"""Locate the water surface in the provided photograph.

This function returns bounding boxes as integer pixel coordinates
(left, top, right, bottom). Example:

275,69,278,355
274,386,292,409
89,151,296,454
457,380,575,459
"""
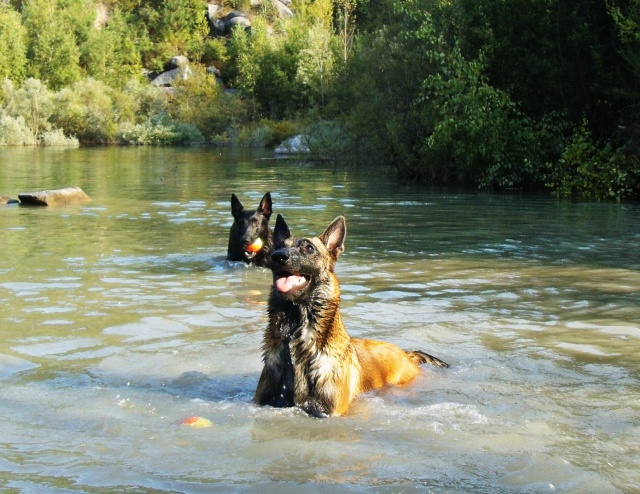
1,147,639,493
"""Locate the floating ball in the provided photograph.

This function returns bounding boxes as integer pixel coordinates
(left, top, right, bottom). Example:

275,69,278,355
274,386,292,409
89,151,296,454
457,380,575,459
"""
182,416,213,428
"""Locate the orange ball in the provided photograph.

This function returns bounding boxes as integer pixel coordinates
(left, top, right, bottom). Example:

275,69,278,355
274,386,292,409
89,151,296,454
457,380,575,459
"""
182,416,213,428
246,237,263,253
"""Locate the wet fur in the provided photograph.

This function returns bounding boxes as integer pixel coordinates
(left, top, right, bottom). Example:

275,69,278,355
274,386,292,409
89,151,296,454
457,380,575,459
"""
227,192,273,268
254,214,448,417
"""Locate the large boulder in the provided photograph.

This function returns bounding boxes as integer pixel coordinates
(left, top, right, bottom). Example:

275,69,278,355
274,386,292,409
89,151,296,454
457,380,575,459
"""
273,0,293,18
151,66,193,87
167,55,190,70
225,14,251,33
18,187,91,206
274,135,311,154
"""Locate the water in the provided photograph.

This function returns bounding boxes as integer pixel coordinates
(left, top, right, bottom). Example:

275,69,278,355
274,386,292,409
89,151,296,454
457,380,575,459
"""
1,147,639,493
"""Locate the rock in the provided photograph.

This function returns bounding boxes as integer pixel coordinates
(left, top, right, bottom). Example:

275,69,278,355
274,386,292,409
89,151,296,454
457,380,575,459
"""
18,187,91,206
224,11,245,21
273,0,293,18
150,66,193,87
1,195,19,205
226,15,251,33
274,135,311,154
167,55,189,70
208,17,226,36
207,66,221,77
207,3,220,20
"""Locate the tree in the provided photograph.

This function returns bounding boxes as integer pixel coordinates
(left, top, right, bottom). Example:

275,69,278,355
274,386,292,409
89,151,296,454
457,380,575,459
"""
21,0,82,90
0,3,27,85
2,77,54,142
82,8,144,89
296,22,336,110
132,0,209,70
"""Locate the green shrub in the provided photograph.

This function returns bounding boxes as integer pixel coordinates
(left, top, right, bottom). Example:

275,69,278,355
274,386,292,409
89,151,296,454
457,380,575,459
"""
304,120,349,161
1,78,54,142
51,78,117,143
545,119,637,201
0,114,35,145
41,128,80,147
117,116,204,145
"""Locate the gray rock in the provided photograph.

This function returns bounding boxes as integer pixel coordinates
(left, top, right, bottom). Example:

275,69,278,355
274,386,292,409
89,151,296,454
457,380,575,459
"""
207,66,221,77
226,15,251,33
167,55,189,70
18,187,91,206
273,0,293,18
274,135,311,154
208,17,226,36
150,66,193,86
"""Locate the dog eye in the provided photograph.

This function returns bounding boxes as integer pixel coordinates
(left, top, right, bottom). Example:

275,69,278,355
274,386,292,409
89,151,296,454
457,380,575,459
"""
304,243,315,253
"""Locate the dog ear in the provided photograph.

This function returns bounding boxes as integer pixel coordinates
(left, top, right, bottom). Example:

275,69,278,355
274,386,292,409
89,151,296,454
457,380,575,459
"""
273,214,291,246
258,192,273,220
231,193,244,219
320,216,346,257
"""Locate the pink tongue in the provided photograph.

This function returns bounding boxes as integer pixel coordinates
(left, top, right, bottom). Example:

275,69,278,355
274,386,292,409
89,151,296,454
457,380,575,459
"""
276,275,305,293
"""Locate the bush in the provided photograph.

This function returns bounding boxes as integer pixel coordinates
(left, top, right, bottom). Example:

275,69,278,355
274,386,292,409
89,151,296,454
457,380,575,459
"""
169,68,251,141
545,119,638,201
116,116,204,145
1,78,54,142
304,119,350,161
0,114,36,145
40,128,79,147
51,78,117,143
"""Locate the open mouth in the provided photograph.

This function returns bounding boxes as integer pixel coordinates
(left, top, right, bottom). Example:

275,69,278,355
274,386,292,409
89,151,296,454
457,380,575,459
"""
275,273,309,293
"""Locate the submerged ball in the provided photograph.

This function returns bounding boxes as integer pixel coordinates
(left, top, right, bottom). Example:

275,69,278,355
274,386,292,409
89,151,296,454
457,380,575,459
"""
246,237,263,253
182,416,213,428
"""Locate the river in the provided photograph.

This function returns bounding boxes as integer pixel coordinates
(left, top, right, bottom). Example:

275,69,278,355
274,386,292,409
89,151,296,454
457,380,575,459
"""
1,147,639,493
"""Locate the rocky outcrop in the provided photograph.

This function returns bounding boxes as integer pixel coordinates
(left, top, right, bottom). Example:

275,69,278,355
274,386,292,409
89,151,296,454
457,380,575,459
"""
18,187,91,206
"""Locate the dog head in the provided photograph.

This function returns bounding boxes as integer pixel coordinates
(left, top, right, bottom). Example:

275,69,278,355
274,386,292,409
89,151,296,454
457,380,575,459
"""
270,214,346,302
227,192,273,264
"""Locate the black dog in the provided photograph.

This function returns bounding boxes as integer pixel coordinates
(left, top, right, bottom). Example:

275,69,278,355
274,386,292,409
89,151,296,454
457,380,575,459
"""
227,192,273,267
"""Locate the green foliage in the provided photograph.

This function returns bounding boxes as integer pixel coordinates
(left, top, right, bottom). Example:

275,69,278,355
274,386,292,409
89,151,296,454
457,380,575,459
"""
51,78,117,143
116,117,204,145
21,0,82,90
0,4,27,85
82,9,144,89
0,114,35,145
296,22,336,110
545,119,638,201
40,128,80,147
421,47,542,188
168,68,251,140
1,77,54,142
231,118,299,148
304,119,350,162
132,0,209,71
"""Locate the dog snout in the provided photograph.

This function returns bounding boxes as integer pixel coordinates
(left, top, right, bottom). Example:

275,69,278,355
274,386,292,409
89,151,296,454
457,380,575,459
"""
271,249,289,264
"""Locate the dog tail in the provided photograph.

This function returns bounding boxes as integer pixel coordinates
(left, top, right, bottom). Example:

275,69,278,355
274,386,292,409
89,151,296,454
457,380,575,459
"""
407,350,449,368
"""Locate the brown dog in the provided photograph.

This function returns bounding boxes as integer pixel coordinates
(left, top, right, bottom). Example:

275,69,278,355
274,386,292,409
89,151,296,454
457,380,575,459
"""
254,214,448,417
